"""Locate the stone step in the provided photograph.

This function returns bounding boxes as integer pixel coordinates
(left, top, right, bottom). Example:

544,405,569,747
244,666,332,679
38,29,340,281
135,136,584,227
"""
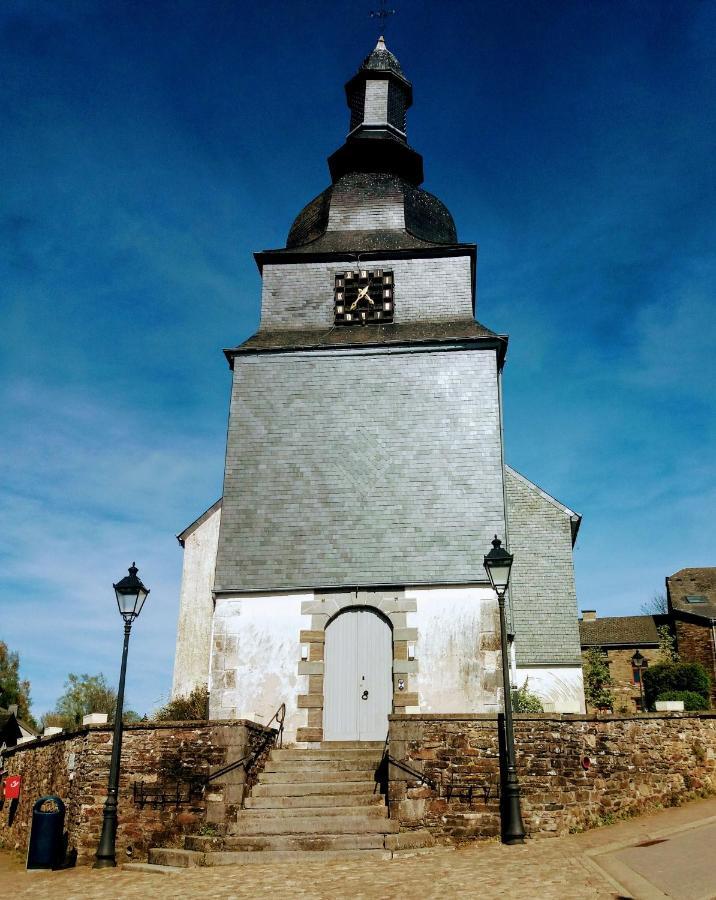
240,804,387,820
230,814,399,836
385,830,436,852
148,848,202,868
320,741,386,749
259,769,376,784
264,757,381,773
252,780,378,798
245,793,384,809
202,833,389,853
154,847,391,866
271,749,384,762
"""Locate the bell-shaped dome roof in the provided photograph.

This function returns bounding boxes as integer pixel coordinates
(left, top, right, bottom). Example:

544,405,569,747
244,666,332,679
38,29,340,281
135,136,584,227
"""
286,173,457,251
360,35,405,76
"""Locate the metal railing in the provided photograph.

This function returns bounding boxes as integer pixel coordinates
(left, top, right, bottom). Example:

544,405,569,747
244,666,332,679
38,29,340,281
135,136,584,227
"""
205,702,286,787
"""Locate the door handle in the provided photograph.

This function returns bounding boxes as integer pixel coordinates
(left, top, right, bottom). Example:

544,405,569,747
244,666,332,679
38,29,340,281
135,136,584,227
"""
361,690,369,700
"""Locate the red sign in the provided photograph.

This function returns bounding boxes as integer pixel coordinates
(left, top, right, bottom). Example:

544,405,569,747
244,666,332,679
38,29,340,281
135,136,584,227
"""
3,775,21,799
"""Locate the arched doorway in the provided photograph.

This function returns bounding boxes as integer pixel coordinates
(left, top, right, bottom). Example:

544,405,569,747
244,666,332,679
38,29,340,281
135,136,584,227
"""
323,607,393,741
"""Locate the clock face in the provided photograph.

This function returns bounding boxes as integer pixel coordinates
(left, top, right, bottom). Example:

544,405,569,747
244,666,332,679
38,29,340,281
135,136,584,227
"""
334,269,394,326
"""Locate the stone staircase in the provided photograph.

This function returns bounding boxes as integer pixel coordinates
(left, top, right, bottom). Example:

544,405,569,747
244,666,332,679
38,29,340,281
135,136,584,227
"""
148,743,433,866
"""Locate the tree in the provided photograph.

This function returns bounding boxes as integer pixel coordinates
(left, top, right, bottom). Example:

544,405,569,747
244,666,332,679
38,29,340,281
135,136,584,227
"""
154,684,209,722
583,648,615,711
0,640,36,728
641,591,668,615
44,673,140,729
657,624,679,663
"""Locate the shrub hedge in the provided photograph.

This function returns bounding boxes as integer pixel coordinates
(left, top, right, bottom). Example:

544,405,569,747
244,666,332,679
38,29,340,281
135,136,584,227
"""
643,662,711,710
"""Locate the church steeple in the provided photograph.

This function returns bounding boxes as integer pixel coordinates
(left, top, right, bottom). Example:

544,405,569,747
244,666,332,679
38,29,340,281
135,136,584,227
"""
328,36,424,186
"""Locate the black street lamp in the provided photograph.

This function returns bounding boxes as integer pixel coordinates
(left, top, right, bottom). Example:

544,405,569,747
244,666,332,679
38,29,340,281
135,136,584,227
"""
94,563,150,869
631,649,647,710
484,536,526,845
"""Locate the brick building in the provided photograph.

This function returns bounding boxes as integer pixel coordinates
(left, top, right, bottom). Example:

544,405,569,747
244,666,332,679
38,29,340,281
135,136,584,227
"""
172,38,586,742
667,568,716,705
579,611,668,712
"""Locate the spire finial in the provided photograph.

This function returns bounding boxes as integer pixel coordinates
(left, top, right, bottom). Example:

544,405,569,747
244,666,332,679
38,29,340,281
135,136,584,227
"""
369,1,396,35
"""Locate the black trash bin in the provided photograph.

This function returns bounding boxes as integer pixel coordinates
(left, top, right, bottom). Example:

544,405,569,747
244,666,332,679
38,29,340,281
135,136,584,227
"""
27,795,66,870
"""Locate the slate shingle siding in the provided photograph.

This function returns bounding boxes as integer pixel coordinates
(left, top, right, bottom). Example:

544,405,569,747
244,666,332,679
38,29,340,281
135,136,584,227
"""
259,256,473,332
214,346,505,592
505,469,582,666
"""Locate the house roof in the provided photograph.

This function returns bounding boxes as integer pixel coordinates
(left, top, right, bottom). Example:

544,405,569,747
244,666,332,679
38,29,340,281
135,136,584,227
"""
504,465,582,545
176,498,222,547
579,615,661,648
0,706,37,739
667,568,716,622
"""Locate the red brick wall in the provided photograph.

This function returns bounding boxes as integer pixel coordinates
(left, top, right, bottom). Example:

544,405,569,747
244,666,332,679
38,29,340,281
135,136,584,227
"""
0,720,270,864
389,712,716,841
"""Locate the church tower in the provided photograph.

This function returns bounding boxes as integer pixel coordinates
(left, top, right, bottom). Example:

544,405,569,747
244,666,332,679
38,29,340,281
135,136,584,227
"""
173,39,585,742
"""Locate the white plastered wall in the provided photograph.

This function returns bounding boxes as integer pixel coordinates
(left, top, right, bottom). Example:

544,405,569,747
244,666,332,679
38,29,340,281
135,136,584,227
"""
407,585,502,714
172,504,221,699
210,592,311,741
513,666,586,714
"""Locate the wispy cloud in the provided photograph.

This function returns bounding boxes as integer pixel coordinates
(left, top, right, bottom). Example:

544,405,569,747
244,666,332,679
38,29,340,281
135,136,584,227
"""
0,380,223,716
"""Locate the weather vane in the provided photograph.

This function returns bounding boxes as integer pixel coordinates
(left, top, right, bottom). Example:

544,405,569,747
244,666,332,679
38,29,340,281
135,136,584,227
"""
369,0,396,34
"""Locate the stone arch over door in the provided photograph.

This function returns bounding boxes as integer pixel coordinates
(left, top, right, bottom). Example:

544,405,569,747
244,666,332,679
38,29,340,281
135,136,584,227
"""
296,589,418,744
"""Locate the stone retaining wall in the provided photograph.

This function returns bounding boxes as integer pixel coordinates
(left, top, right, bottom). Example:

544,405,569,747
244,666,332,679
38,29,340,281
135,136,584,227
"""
0,719,271,865
388,712,716,841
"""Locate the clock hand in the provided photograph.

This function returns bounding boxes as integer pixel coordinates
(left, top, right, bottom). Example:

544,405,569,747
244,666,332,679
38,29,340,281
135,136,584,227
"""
350,284,371,310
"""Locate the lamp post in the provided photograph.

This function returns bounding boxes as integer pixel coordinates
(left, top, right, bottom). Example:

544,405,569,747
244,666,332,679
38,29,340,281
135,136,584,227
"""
94,563,150,869
631,649,647,710
484,535,526,845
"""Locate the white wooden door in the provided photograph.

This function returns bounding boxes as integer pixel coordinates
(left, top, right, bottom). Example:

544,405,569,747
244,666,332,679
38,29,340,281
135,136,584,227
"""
324,608,392,741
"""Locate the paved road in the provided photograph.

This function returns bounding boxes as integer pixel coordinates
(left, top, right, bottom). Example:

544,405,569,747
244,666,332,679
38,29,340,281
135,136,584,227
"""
586,818,716,900
2,797,715,899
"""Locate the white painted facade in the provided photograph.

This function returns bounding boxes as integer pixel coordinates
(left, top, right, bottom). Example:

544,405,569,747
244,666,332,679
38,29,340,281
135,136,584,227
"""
172,501,221,699
210,591,311,738
407,585,501,714
513,666,586,714
172,508,584,742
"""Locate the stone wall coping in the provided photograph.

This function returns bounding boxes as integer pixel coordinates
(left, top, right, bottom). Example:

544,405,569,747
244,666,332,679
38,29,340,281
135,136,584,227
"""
389,711,716,723
3,718,273,757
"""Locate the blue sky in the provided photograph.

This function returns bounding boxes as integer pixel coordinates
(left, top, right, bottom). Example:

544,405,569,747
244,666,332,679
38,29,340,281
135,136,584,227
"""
2,0,714,718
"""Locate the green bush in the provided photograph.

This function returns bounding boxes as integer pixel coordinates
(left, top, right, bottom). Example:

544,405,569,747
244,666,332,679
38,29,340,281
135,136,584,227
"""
154,684,209,722
511,679,544,713
643,662,711,710
656,690,710,711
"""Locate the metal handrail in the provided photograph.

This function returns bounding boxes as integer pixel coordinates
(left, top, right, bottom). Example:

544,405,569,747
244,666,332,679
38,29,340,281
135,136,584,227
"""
205,702,286,785
383,752,498,803
265,702,286,749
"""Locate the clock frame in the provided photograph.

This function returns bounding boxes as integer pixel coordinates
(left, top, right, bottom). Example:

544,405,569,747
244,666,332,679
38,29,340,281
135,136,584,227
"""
334,269,394,326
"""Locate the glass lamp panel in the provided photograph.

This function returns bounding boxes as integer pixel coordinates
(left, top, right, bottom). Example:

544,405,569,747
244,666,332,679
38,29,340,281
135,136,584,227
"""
134,587,149,618
115,588,140,617
488,561,511,591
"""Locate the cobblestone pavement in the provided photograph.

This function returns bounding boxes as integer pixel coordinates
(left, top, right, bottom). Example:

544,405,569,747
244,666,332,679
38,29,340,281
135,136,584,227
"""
1,842,610,900
3,797,715,899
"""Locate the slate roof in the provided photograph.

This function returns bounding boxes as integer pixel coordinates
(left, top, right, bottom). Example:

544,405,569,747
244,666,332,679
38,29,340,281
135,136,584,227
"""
579,615,661,648
361,36,404,76
226,319,503,360
667,568,716,621
284,173,457,252
0,706,37,743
